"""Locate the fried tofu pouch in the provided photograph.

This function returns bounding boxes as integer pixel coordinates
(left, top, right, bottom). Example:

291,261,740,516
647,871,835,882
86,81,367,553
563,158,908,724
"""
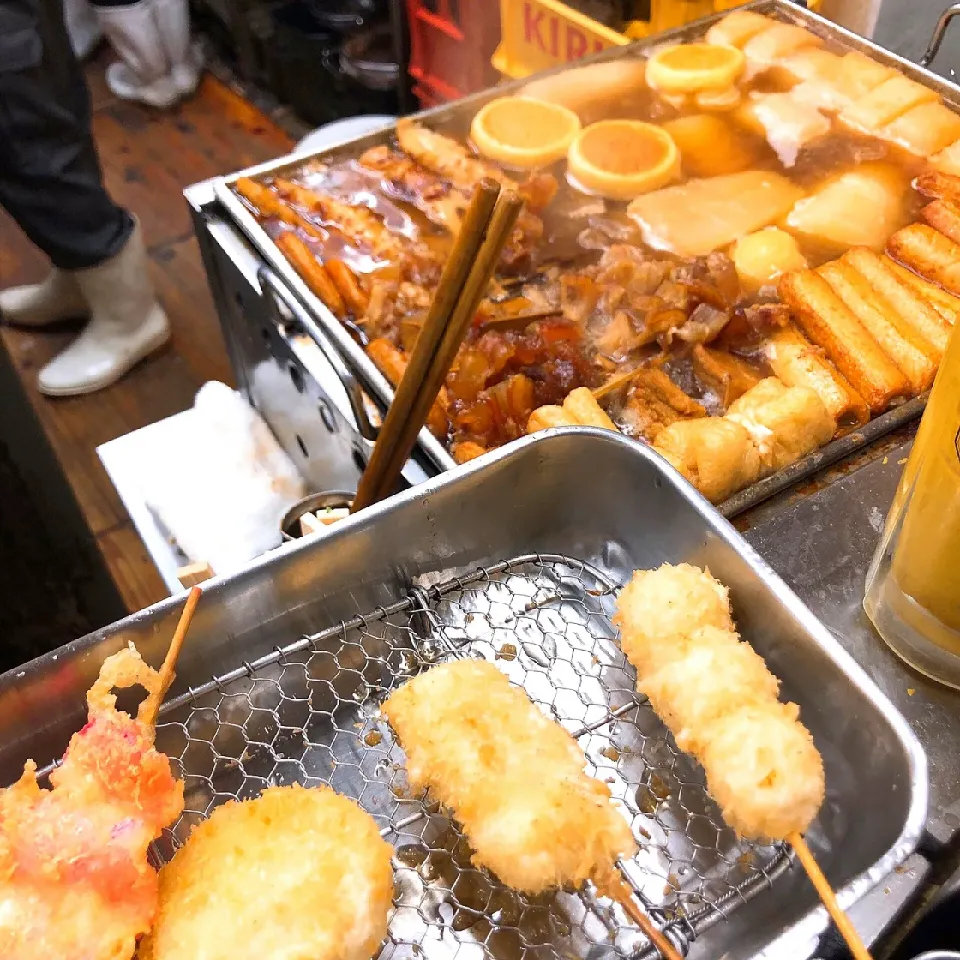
654,417,762,503
139,785,394,960
725,377,836,474
381,659,637,894
614,564,825,840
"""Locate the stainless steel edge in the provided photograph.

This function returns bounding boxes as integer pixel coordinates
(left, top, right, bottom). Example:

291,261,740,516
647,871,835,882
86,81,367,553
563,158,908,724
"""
0,428,926,957
922,2,960,66
258,264,379,441
209,0,954,499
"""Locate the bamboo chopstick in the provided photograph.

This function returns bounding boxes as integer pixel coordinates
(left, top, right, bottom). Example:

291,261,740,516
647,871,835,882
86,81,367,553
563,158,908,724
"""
352,180,502,511
365,190,524,506
141,585,202,727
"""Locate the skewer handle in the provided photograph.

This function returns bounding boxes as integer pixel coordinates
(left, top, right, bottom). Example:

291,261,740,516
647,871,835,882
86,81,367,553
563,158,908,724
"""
606,875,684,960
141,586,203,726
788,832,872,960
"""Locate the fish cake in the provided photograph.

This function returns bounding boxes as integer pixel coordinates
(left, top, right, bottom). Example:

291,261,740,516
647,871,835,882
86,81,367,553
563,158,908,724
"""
779,268,911,413
382,660,637,895
762,326,869,429
139,785,394,960
887,223,960,296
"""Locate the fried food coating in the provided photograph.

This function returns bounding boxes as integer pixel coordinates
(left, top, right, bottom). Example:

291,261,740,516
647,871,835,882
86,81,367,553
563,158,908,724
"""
615,564,825,840
139,785,393,960
0,647,184,960
381,660,637,894
613,563,734,677
700,702,825,840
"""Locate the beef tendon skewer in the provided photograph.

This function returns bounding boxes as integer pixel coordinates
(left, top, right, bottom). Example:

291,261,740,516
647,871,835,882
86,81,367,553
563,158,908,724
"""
0,586,202,960
395,121,556,273
274,177,403,261
381,659,683,960
614,564,871,960
276,232,347,318
359,144,467,233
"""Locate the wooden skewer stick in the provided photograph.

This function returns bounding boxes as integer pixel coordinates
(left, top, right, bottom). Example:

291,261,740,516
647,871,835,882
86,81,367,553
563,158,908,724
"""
141,586,203,727
605,875,684,960
788,831,872,960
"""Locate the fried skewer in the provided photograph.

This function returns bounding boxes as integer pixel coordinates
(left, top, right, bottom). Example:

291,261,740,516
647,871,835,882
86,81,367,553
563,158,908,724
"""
138,785,394,960
0,586,201,960
614,564,871,960
382,659,682,960
142,585,203,726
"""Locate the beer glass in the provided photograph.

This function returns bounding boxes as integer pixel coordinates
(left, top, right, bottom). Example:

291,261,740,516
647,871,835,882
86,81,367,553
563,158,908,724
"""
864,326,960,686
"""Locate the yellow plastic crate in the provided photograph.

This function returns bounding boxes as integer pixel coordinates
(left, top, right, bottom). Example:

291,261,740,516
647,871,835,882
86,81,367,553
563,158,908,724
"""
493,0,822,80
492,0,631,80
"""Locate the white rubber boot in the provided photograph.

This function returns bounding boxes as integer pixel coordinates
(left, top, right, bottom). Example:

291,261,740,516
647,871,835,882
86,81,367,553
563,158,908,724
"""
64,0,103,60
0,270,89,328
38,222,171,397
97,0,202,109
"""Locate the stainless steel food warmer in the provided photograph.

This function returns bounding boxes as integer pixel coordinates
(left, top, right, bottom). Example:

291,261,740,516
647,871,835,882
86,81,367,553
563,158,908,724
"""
189,0,960,517
0,431,927,959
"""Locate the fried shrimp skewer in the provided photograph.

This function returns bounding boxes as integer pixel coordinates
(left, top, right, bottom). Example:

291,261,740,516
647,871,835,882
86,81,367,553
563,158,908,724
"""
382,659,682,960
0,587,200,960
614,564,871,960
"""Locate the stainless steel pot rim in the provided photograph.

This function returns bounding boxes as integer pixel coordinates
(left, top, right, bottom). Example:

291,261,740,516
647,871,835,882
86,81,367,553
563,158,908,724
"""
280,488,355,540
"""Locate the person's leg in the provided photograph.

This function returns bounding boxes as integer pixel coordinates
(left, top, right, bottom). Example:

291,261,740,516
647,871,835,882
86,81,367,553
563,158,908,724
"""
90,0,202,109
0,0,170,395
62,0,101,60
0,0,131,273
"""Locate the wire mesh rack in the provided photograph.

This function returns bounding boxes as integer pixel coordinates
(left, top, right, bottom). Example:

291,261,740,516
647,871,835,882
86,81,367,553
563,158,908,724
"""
152,553,793,959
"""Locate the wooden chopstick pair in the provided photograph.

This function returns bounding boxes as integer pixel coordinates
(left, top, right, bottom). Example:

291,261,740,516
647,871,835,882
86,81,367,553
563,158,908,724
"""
352,180,523,511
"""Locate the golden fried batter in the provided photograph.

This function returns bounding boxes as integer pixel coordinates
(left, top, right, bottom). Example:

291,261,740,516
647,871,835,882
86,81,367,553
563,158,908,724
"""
615,564,825,840
139,785,394,960
382,660,636,894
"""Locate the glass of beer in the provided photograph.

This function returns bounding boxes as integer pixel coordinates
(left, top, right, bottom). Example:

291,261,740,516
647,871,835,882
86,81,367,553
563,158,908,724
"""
864,326,960,687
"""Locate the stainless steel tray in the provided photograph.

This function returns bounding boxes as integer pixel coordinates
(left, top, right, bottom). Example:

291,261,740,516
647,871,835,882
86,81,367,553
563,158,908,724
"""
210,0,959,510
0,430,926,960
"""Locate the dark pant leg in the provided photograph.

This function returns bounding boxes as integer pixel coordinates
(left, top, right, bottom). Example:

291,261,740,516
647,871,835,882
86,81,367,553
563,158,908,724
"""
0,0,132,271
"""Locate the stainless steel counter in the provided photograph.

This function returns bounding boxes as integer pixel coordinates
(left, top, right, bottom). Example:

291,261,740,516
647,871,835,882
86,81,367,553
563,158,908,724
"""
739,435,960,955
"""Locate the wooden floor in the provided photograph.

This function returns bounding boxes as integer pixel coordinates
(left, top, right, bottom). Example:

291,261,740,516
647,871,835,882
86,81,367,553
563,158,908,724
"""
0,60,293,614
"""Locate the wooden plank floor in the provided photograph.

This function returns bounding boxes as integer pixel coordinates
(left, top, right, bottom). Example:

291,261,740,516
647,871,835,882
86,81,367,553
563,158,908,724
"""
0,61,293,614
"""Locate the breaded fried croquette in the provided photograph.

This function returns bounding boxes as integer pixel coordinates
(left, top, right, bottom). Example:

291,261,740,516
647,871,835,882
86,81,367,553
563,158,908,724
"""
614,565,825,841
381,660,637,894
139,785,394,960
613,563,734,678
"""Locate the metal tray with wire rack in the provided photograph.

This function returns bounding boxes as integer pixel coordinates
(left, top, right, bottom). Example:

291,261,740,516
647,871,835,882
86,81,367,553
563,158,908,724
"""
0,431,926,959
152,553,791,958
